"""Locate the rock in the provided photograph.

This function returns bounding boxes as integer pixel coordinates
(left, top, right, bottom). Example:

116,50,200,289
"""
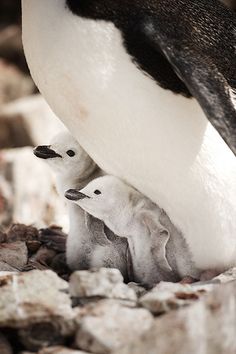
0,113,33,149
75,299,153,354
0,147,67,229
26,240,41,254
213,267,236,283
7,224,39,243
39,227,67,253
28,247,57,268
50,253,70,279
0,95,68,229
115,281,236,354
0,241,28,270
1,95,66,146
127,282,147,298
0,59,34,105
18,323,65,351
6,224,41,254
139,281,210,315
69,268,137,302
0,261,18,272
0,161,13,229
39,347,90,354
0,25,30,74
0,231,7,242
0,333,13,354
0,270,75,335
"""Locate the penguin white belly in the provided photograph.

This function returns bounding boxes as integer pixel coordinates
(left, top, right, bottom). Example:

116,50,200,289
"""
22,0,236,272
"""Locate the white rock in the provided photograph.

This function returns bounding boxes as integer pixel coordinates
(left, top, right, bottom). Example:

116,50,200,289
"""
115,281,236,354
128,282,147,298
213,267,236,284
0,147,67,229
139,281,209,315
0,94,75,230
75,299,153,354
0,270,75,334
69,268,137,302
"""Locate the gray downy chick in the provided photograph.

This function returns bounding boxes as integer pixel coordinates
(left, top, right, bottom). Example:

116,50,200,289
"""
65,175,201,288
34,131,132,281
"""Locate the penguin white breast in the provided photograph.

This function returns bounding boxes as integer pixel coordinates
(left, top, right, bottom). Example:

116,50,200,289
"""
22,0,236,272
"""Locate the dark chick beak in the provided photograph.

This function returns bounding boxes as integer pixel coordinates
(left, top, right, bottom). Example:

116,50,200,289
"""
33,145,62,159
65,189,89,201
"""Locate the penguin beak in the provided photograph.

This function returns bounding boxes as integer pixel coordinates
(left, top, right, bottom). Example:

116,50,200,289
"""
33,145,62,159
65,189,90,201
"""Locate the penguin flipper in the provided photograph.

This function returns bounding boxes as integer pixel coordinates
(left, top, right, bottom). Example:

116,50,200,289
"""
141,211,172,273
141,10,236,155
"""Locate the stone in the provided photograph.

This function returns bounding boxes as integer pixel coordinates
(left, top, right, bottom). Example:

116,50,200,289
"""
39,227,67,253
139,281,210,315
0,160,13,229
0,261,18,272
115,281,236,354
0,24,29,74
213,267,236,283
0,147,67,229
0,270,75,335
7,224,39,243
0,241,28,270
0,59,34,105
6,224,40,254
0,95,68,230
127,282,147,298
0,113,33,149
27,247,57,269
75,299,153,354
39,347,90,354
18,323,65,351
1,95,66,146
69,268,137,302
0,333,13,354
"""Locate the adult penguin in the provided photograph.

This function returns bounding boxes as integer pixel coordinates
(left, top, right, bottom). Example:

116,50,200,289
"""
22,0,236,275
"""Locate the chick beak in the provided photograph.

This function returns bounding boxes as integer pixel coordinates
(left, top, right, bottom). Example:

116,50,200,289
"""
33,145,62,159
65,189,89,201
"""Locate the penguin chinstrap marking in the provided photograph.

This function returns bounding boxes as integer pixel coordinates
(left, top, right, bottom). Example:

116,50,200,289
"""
34,131,133,282
22,0,236,272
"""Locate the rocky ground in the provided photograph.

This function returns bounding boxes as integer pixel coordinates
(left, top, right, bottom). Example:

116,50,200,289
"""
0,1,236,354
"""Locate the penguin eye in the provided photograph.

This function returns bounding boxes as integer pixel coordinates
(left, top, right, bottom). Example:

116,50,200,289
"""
67,150,75,157
94,190,101,195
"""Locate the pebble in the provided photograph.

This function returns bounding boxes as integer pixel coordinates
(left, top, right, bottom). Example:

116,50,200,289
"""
69,268,137,302
75,299,154,354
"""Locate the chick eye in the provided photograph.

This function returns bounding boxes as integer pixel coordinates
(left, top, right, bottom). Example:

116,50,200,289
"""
94,190,101,195
67,150,75,157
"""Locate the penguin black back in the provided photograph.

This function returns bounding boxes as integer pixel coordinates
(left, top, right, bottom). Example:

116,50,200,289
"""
66,0,236,94
66,0,236,154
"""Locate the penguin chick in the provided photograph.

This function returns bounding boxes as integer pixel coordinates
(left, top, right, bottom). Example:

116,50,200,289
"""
34,131,132,281
65,176,201,287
